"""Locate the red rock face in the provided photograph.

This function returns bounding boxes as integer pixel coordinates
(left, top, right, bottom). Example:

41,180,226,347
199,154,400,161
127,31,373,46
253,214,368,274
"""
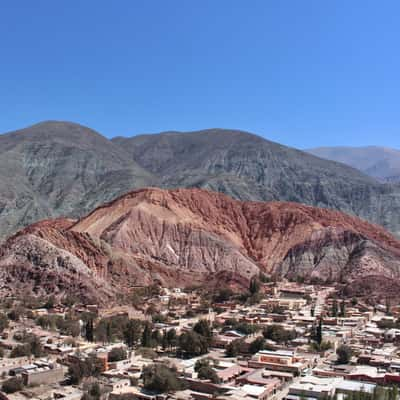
1,188,400,303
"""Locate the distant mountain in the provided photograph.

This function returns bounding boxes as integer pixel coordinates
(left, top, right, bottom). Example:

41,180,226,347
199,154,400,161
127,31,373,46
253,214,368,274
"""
2,188,400,303
0,121,158,238
307,146,400,183
113,129,400,237
0,121,400,240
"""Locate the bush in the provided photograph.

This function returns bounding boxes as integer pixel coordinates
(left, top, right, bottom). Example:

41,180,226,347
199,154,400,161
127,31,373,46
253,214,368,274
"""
2,377,24,393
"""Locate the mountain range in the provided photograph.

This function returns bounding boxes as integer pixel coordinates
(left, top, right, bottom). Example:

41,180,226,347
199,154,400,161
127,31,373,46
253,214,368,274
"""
2,187,400,304
1,121,400,241
307,146,400,183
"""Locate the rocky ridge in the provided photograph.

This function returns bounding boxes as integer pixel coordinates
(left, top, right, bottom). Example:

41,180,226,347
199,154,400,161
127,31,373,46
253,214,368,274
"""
1,188,400,303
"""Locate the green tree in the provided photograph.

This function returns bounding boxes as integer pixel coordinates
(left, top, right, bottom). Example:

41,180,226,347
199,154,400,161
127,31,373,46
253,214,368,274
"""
331,299,338,317
152,330,162,347
0,312,9,333
108,347,127,362
123,319,143,348
2,377,24,393
141,323,153,348
315,318,323,345
263,324,296,343
193,320,213,341
178,331,209,356
197,364,220,383
336,344,352,364
249,277,261,295
340,300,346,317
225,339,243,357
85,318,94,342
68,355,103,384
10,343,31,358
166,328,177,350
141,364,184,393
8,307,24,322
249,337,265,354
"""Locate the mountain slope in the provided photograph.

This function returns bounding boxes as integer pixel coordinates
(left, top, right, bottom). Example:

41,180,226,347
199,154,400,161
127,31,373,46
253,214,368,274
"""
112,130,400,237
307,146,400,182
1,188,400,303
1,122,400,240
0,121,157,238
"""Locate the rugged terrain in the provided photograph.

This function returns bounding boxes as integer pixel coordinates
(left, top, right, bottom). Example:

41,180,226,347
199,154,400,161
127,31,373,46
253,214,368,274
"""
1,188,400,303
1,121,400,240
308,145,400,183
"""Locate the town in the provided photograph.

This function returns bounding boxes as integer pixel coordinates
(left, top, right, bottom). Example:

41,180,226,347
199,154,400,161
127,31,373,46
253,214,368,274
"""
1,278,400,400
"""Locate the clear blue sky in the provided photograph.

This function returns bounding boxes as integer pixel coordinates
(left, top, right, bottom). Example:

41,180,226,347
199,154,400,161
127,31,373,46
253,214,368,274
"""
1,0,399,149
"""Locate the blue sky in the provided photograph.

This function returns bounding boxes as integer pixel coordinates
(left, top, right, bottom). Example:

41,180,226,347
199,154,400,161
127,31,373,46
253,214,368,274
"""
1,0,399,149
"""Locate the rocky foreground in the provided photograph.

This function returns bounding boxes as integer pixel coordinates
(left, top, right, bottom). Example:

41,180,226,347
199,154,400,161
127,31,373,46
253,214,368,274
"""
1,188,400,304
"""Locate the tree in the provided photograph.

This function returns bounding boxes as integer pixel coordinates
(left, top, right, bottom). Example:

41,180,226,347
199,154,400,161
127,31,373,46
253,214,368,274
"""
166,328,177,350
249,277,261,295
225,339,243,357
249,337,265,354
44,295,56,309
68,355,103,384
331,299,338,317
193,320,213,341
141,323,154,348
340,300,346,317
10,333,45,358
0,312,9,334
152,330,162,347
310,340,332,352
178,331,209,356
213,288,234,303
336,344,352,364
123,319,143,348
59,317,81,338
2,377,24,393
197,364,220,383
8,307,24,322
263,324,296,343
85,318,94,342
386,298,392,315
141,364,184,393
315,318,323,345
27,333,45,357
108,347,127,362
10,343,31,358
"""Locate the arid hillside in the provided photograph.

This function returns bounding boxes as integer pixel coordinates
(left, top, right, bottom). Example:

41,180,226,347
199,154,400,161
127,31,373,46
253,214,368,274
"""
1,188,400,303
